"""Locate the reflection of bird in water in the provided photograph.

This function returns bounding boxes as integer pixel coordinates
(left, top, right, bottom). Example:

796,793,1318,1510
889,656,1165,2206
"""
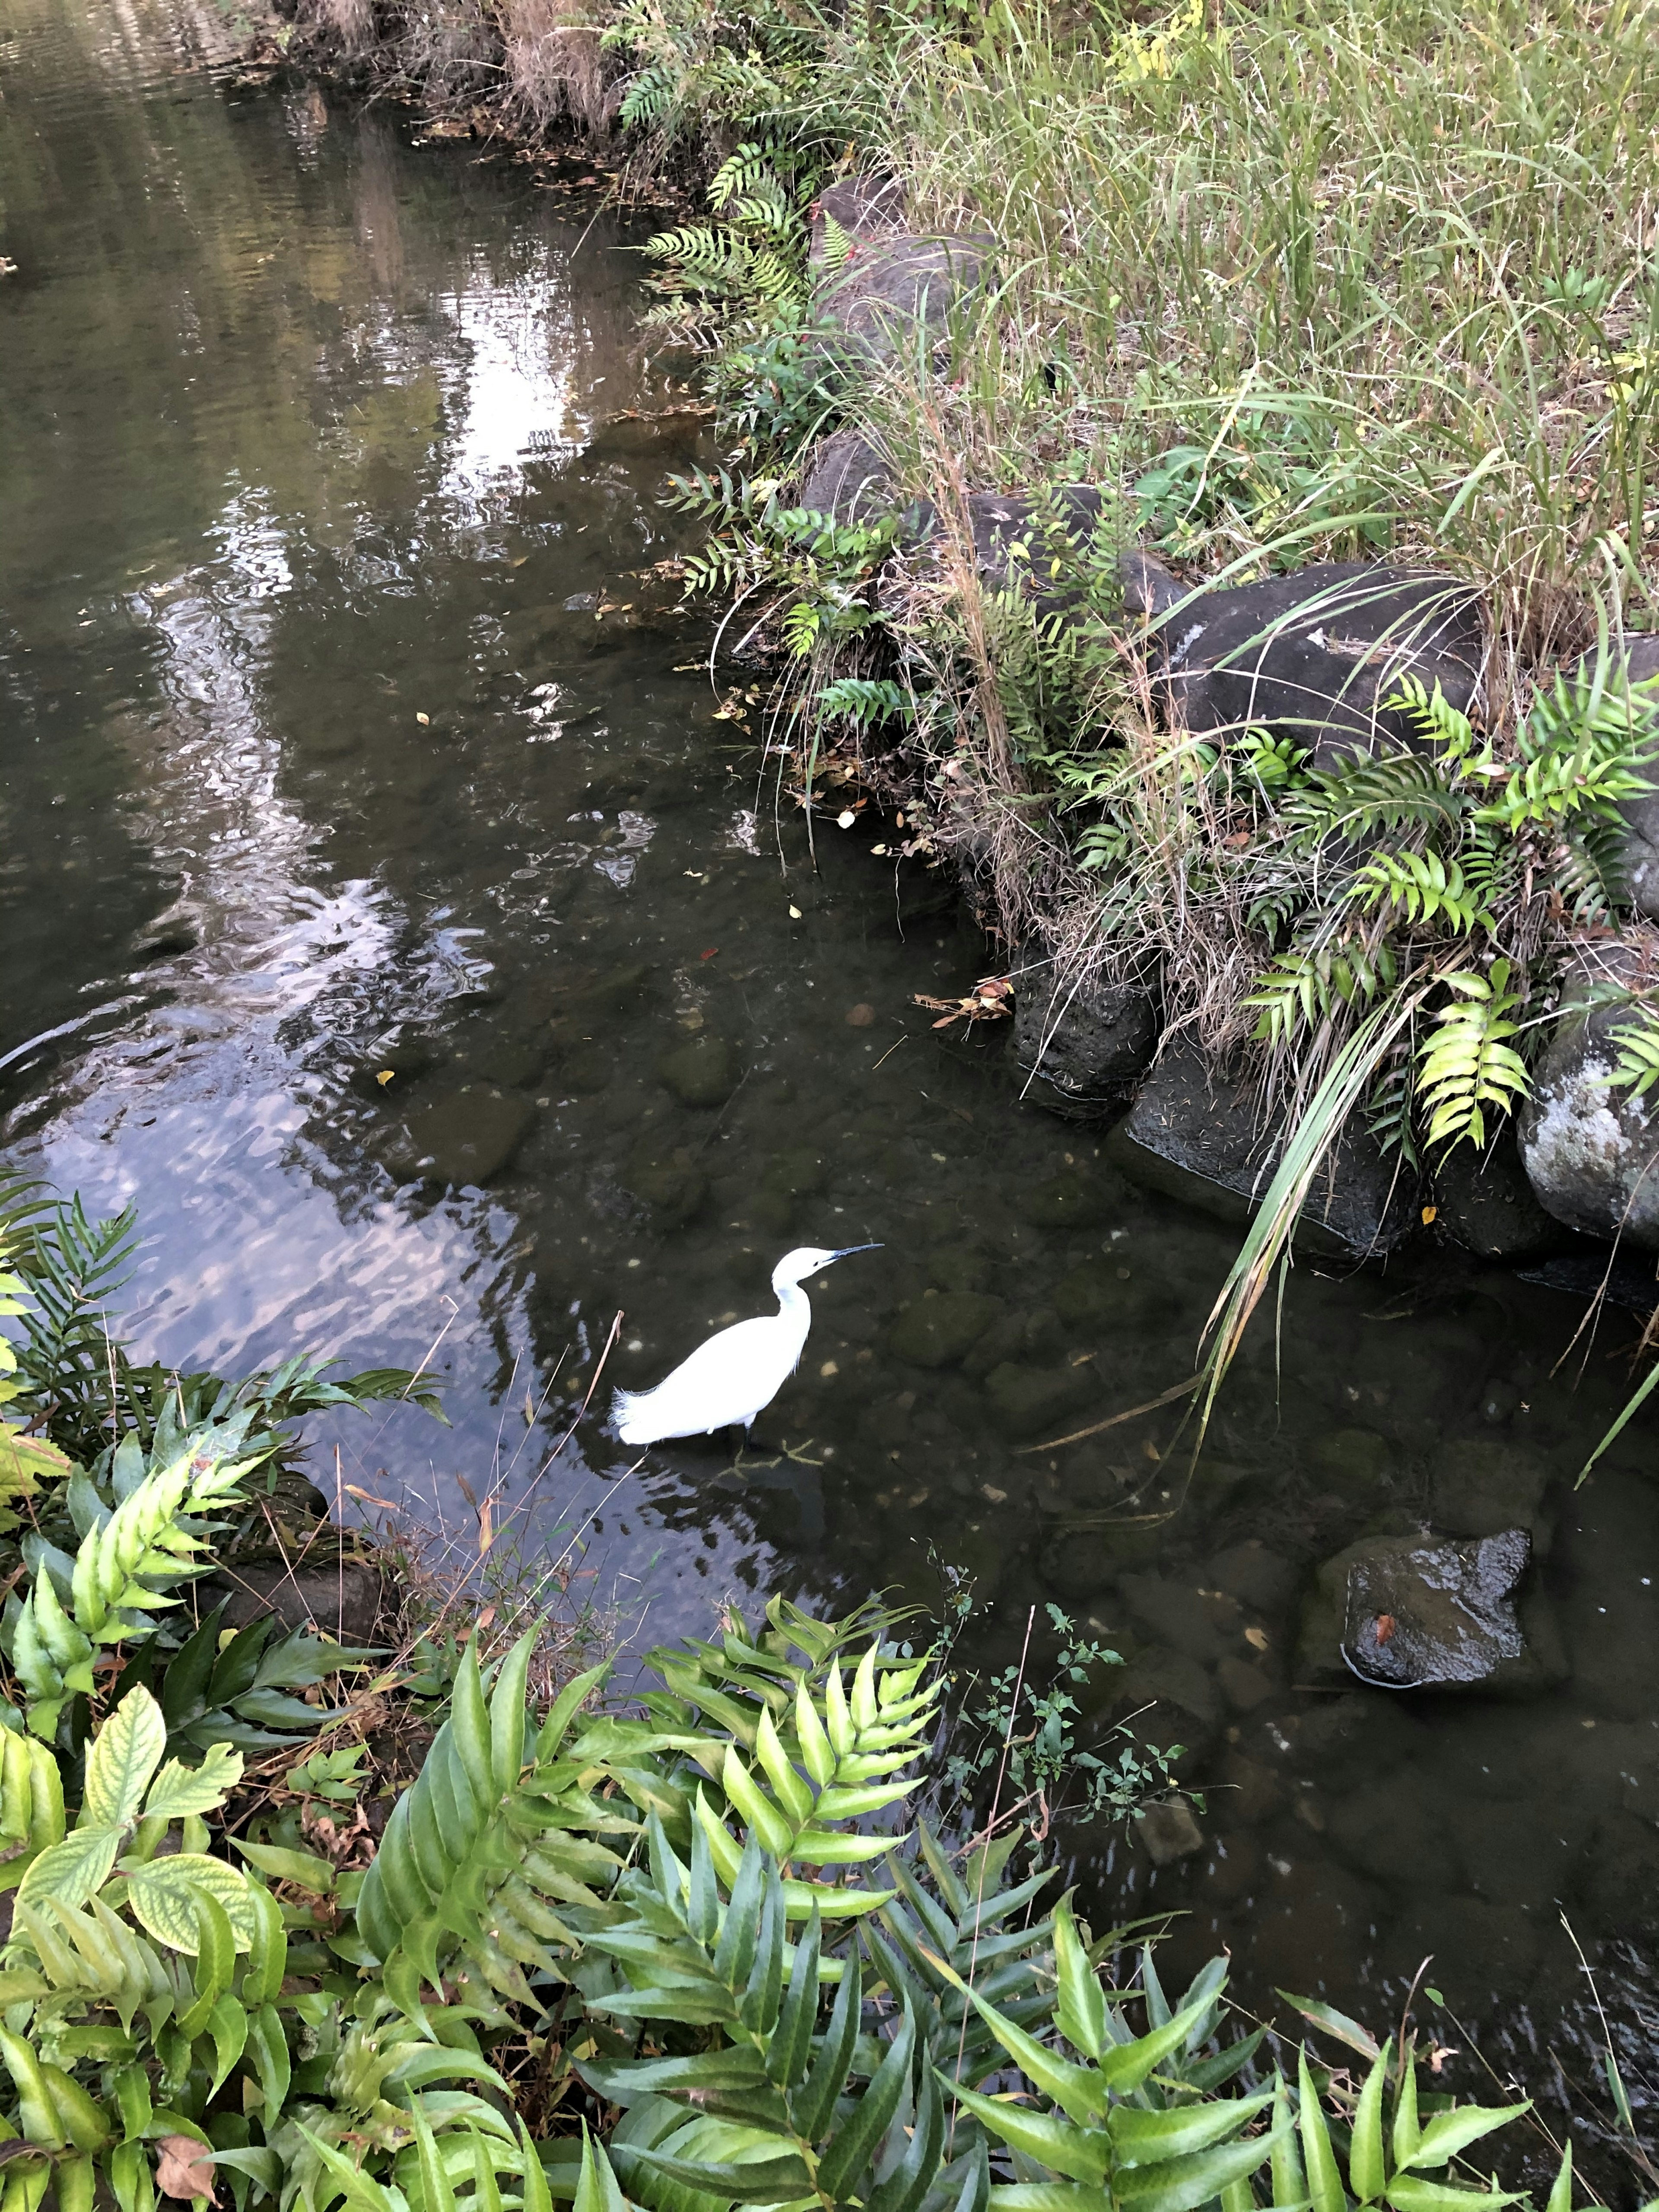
613,1244,880,1446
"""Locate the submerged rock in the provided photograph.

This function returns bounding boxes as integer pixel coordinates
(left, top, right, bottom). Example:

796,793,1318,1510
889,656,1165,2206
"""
391,1086,535,1186
1114,1041,1420,1256
984,1359,1098,1437
1430,1436,1554,1549
657,1034,738,1108
1156,562,1486,766
1014,957,1158,1119
1518,939,1659,1247
1132,1796,1204,1865
1297,1528,1564,1694
888,1290,1004,1368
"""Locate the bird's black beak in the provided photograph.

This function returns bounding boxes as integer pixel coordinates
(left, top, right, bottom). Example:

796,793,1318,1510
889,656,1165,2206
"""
829,1243,882,1261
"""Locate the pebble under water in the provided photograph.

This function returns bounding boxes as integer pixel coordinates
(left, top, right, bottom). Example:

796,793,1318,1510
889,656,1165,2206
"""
4,0,1659,2177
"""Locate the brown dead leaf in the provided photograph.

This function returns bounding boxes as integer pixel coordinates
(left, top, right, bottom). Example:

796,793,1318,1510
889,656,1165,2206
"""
1243,1626,1270,1652
156,2137,216,2202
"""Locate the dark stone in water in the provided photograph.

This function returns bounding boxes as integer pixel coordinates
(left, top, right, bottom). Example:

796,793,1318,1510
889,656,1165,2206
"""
1114,1041,1419,1256
625,1157,707,1229
1430,1436,1554,1551
658,1034,738,1108
1207,1538,1300,1615
1053,1258,1166,1332
888,1290,1004,1368
1025,1169,1114,1228
1154,562,1486,768
391,1086,535,1186
1430,1121,1570,1259
983,1358,1098,1437
1014,957,1157,1121
1298,1527,1565,1694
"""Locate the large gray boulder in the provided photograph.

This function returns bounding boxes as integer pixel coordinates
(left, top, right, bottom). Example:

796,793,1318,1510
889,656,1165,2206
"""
1297,1528,1565,1696
1014,955,1157,1120
1111,1041,1420,1256
1518,938,1659,1248
797,429,897,526
1155,562,1486,766
1430,1122,1569,1260
811,217,993,367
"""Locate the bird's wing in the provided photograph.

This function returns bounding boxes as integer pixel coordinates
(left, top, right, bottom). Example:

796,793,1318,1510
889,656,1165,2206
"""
618,1316,794,1437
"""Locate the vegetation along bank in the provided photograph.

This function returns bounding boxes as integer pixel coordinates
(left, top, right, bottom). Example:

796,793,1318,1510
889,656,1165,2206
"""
272,0,1659,1419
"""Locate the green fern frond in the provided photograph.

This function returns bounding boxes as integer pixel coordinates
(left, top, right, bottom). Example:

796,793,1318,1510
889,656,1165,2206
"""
1607,1013,1659,1099
1416,960,1530,1151
1349,848,1493,933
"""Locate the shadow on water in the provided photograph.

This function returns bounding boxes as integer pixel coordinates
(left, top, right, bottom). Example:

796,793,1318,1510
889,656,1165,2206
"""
4,0,1659,2175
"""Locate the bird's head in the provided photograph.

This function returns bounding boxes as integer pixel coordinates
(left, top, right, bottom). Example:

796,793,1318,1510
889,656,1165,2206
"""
772,1243,881,1291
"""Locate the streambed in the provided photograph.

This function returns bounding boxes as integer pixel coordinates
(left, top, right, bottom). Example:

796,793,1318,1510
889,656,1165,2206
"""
3,0,1659,2163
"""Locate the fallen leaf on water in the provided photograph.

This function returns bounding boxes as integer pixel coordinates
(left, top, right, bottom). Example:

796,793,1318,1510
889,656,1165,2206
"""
416,712,430,726
375,1069,395,1087
1421,1204,1438,1225
837,810,856,828
1244,1625,1270,1652
788,905,803,918
156,2138,216,2203
1374,1613,1396,1645
700,947,718,960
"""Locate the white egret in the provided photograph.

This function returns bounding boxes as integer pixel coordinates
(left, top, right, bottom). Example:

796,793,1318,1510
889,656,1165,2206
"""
613,1243,880,1446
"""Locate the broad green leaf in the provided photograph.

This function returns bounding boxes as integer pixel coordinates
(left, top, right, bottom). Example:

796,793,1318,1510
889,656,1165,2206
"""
1280,1992,1380,2063
1402,2104,1529,2171
17,1825,121,1912
1112,2089,1274,2168
795,1679,835,1788
123,1853,256,1951
1097,1995,1219,2097
626,2149,816,2203
83,1687,167,1831
1545,2147,1572,2212
721,1746,796,1858
205,1993,248,2098
952,2082,1108,2184
575,2131,629,2212
1053,1898,1106,2060
1350,2047,1389,2202
143,1742,243,1824
1116,2126,1285,2212
1298,2048,1346,2212
231,1837,338,1893
936,1958,1104,2124
817,2002,915,2199
989,2189,1110,2212
753,1706,812,1828
1393,2053,1420,2169
490,1630,533,1796
1386,2180,1525,2212
1273,2072,1306,2212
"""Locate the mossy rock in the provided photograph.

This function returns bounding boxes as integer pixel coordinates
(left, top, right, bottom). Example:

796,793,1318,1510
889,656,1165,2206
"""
1310,1426,1392,1491
658,1035,738,1108
1053,1259,1169,1332
889,1291,1004,1368
625,1158,708,1229
1026,1171,1112,1229
390,1087,536,1186
984,1359,1098,1438
762,1147,826,1198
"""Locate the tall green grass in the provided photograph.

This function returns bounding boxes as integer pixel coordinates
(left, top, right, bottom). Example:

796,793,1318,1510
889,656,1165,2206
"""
824,0,1659,639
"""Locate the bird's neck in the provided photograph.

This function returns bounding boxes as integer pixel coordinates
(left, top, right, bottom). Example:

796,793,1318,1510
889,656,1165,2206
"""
774,1280,810,1325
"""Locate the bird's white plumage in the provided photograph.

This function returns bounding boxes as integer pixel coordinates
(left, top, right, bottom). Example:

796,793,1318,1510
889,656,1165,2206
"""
613,1244,877,1446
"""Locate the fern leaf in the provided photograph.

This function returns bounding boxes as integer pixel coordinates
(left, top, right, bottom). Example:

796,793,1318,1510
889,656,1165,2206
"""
1416,962,1530,1151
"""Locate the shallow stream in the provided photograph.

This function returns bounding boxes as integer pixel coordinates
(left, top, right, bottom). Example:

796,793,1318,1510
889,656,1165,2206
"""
4,0,1659,2169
